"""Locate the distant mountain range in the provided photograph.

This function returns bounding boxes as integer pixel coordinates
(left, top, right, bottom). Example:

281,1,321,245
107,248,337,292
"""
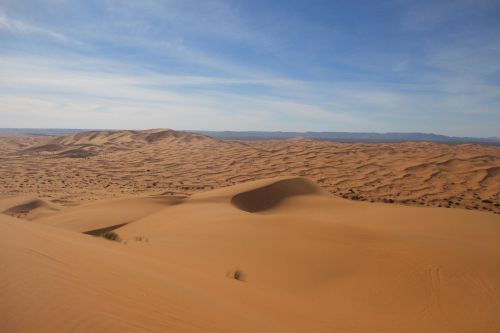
0,128,86,136
1,128,499,145
193,131,500,145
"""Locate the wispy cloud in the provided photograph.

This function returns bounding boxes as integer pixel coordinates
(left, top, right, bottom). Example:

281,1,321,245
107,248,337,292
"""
2,53,498,136
0,0,499,136
0,54,383,131
0,12,83,46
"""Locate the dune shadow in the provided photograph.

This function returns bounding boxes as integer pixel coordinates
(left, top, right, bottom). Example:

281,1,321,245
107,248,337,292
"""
230,178,322,213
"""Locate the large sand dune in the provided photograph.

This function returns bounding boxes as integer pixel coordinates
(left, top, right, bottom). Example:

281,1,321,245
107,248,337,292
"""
1,130,500,332
1,176,500,332
0,129,499,213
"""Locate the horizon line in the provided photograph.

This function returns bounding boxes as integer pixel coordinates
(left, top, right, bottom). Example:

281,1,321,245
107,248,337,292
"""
0,127,498,141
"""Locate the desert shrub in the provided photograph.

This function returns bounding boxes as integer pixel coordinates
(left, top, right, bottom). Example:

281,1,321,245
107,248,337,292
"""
101,231,120,241
233,270,243,281
134,236,149,242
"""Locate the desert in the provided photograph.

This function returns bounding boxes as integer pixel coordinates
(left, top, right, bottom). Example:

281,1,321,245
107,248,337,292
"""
2,1,500,331
1,129,498,213
1,129,499,332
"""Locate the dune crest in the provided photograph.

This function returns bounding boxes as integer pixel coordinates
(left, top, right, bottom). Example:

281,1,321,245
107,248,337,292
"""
230,177,325,212
17,129,216,160
52,128,215,146
0,196,58,219
34,195,182,233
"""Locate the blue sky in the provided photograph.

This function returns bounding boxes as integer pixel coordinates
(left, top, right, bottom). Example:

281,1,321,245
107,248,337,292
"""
1,0,499,136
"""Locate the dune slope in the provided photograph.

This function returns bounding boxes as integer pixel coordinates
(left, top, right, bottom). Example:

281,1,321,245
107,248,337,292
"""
0,196,59,219
230,177,324,212
34,195,184,233
2,177,499,332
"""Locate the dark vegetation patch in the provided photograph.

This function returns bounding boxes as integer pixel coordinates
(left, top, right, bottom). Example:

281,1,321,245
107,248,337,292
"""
101,231,120,241
227,269,244,281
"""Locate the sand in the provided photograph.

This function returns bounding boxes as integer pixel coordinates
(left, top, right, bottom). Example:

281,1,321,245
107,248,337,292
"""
1,129,500,332
0,129,498,213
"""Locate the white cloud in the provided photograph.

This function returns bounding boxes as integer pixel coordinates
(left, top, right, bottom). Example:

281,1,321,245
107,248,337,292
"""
0,54,363,131
1,53,499,136
0,0,499,137
0,12,83,46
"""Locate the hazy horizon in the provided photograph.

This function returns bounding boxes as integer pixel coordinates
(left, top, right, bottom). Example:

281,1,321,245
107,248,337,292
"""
1,1,499,136
1,127,499,142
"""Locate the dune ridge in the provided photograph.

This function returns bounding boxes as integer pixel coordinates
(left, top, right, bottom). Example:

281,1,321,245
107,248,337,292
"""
49,128,214,146
230,177,324,212
33,195,183,233
1,129,497,213
0,196,58,219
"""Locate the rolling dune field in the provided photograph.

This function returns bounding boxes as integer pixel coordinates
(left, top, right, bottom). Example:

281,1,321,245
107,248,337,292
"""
0,129,498,213
1,129,499,333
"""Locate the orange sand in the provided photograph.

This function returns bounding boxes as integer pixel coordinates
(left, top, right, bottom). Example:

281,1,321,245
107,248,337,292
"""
1,130,500,332
0,129,498,213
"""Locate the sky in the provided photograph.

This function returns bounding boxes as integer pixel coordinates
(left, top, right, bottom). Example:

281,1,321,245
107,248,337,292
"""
1,0,499,137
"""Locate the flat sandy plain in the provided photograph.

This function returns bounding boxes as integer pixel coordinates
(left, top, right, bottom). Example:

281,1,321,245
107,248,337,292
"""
1,129,499,332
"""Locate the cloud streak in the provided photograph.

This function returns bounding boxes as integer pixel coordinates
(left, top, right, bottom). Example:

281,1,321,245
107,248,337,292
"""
0,12,83,46
2,53,498,136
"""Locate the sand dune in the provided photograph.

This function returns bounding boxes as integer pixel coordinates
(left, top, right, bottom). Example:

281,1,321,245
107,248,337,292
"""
1,130,499,332
50,128,214,146
0,195,59,220
0,129,498,213
230,177,325,212
1,176,499,332
34,195,183,233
